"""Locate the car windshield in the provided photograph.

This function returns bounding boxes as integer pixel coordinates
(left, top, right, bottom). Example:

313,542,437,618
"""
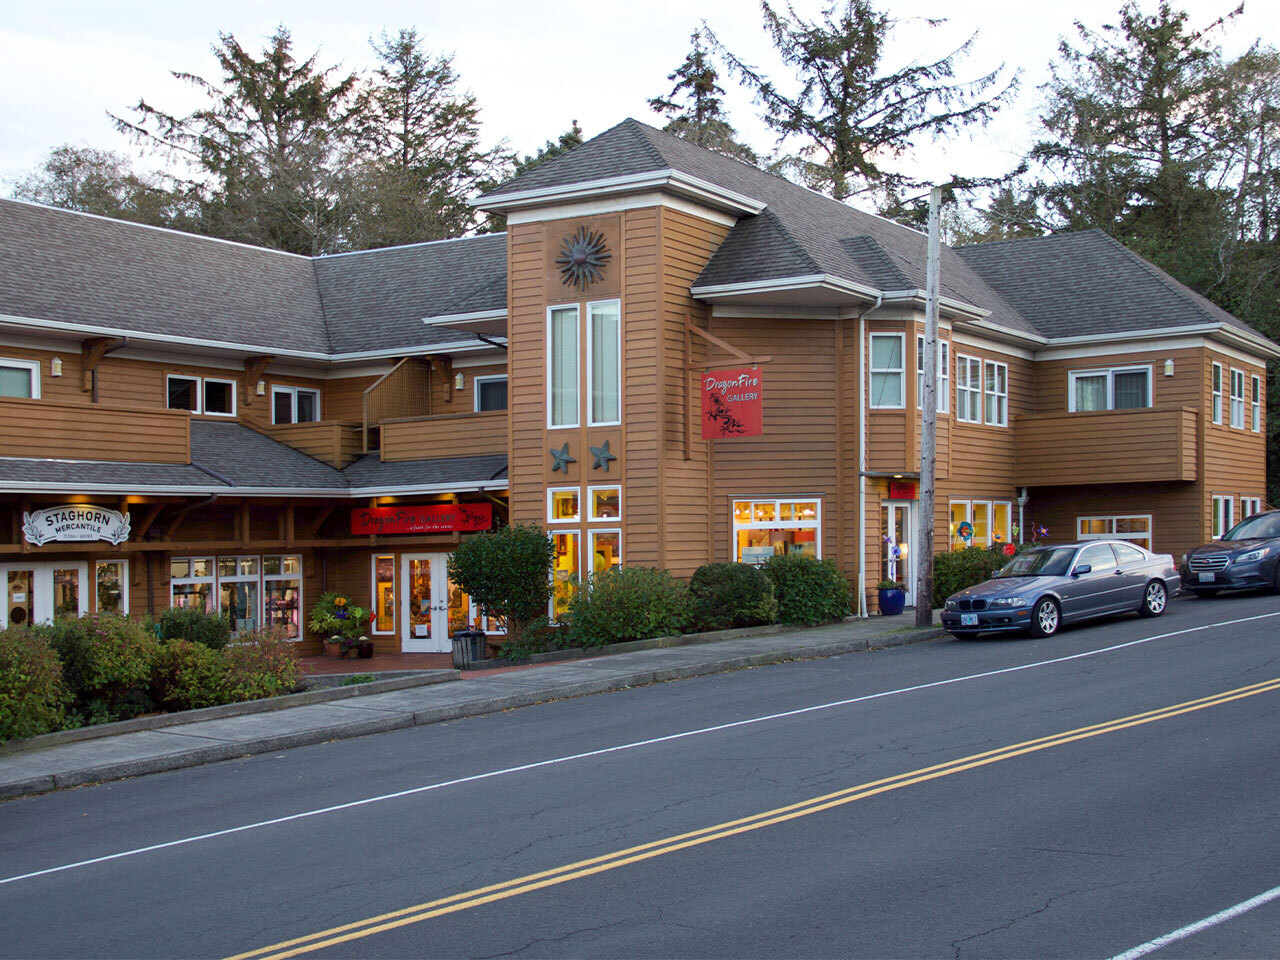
998,547,1077,577
1223,513,1280,541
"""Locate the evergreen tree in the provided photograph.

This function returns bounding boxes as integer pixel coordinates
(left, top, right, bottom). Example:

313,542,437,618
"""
513,121,584,176
705,0,1017,201
649,30,759,165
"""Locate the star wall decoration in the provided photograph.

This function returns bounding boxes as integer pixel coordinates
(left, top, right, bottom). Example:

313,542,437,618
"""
550,442,576,473
590,440,616,471
555,226,611,291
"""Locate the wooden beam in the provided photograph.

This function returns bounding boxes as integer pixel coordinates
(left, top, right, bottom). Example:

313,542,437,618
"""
240,501,251,549
429,356,453,403
684,320,771,369
285,504,296,547
302,504,336,539
81,337,115,396
243,356,275,407
132,503,165,540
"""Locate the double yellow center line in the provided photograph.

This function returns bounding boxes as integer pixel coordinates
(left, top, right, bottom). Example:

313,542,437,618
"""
227,676,1280,960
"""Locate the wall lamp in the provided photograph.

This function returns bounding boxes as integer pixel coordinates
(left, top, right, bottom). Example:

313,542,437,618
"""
50,356,63,377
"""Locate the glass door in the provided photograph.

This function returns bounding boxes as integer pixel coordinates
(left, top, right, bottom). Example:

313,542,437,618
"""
4,567,36,628
400,553,450,653
883,502,917,606
1,562,89,627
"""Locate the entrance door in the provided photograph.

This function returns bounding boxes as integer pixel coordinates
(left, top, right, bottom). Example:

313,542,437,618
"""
882,502,917,606
400,553,451,653
1,561,89,628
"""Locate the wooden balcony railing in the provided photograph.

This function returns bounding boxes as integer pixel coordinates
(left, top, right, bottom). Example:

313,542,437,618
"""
380,410,508,462
1014,406,1198,486
264,421,363,468
362,358,431,453
0,397,191,464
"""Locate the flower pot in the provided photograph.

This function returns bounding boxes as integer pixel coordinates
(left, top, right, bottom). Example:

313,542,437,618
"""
878,588,906,616
322,638,342,658
357,641,374,659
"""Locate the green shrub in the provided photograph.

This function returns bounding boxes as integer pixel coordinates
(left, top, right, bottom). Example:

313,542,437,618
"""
688,563,777,631
564,567,690,647
155,606,231,650
222,631,301,701
498,615,563,661
447,523,554,646
152,640,228,711
42,614,160,724
762,554,852,626
932,547,1009,606
0,627,70,742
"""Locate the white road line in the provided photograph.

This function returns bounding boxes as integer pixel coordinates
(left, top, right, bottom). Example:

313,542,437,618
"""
1107,882,1280,960
3,610,1278,888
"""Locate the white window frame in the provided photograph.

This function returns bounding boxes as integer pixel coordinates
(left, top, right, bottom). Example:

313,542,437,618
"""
218,556,262,635
949,499,1013,549
1230,368,1246,429
271,385,320,424
1251,374,1262,433
170,556,215,612
202,377,237,417
1067,365,1153,413
549,530,582,622
473,374,508,412
1077,515,1153,550
983,360,1008,426
955,354,982,423
547,304,580,429
0,357,42,399
588,484,622,522
94,559,129,615
1241,496,1263,520
586,298,622,427
166,374,202,413
730,498,823,564
370,554,395,635
916,336,949,413
262,554,302,640
587,528,623,583
547,486,581,524
1212,496,1234,539
1212,362,1224,424
869,333,905,409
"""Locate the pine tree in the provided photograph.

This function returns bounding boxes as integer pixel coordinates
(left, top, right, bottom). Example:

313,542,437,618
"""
649,30,758,165
513,121,584,176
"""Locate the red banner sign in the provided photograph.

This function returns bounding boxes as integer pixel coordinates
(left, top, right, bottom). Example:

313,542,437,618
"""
701,367,764,439
351,503,493,536
888,480,918,500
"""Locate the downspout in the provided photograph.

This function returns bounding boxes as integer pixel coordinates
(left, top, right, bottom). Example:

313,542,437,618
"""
857,295,883,618
1017,487,1029,545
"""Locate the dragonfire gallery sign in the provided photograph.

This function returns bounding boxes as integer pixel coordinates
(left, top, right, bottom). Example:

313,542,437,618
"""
23,505,132,546
351,503,493,536
701,367,764,439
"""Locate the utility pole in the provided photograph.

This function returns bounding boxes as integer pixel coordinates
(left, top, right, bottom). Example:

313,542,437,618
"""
915,186,941,629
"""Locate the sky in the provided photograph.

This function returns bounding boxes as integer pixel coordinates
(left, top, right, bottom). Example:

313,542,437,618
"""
2,0,1277,205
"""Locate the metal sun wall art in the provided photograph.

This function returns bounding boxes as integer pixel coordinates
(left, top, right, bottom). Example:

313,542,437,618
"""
556,227,611,291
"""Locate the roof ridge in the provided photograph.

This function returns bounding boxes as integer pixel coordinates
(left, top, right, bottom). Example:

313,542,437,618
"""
761,208,823,276
314,232,506,260
840,234,912,288
1093,231,1225,327
621,117,672,170
956,227,1097,252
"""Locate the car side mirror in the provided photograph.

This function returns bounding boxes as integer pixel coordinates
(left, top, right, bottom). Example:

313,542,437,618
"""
1072,564,1092,576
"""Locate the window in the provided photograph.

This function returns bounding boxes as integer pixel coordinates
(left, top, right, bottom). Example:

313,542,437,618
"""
371,555,395,634
983,361,1008,426
731,499,821,565
1251,375,1262,432
1068,366,1151,412
170,557,215,612
1078,515,1152,551
916,336,949,413
1230,369,1246,429
171,555,303,636
589,529,622,578
1114,542,1149,565
588,300,621,426
956,355,981,423
0,358,41,398
589,485,621,521
950,500,1012,550
869,333,905,408
95,560,128,614
263,556,302,639
551,532,580,619
272,386,320,424
548,305,580,428
219,556,260,633
1212,496,1234,539
166,374,237,416
1241,497,1263,520
1076,542,1118,574
1212,362,1224,424
474,375,508,412
548,488,580,523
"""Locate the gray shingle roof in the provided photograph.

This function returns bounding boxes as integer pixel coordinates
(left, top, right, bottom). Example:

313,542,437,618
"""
189,421,349,489
0,456,217,489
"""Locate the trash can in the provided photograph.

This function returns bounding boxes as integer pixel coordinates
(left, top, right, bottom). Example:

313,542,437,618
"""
451,629,486,669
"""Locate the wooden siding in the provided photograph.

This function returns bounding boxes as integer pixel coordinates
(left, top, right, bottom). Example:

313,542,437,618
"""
438,363,508,414
264,421,363,468
0,396,190,463
507,221,549,529
1201,347,1268,532
1013,407,1198,485
1027,482,1204,560
324,374,379,424
380,410,508,462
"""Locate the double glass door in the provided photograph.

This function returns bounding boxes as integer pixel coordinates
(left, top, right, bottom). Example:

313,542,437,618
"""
882,502,917,606
2,561,89,628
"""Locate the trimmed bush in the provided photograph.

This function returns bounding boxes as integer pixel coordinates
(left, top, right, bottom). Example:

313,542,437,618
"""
688,563,777,631
152,639,228,711
762,554,852,626
498,615,563,662
448,523,554,645
42,614,160,724
932,547,1008,607
564,567,690,647
223,631,301,701
155,606,231,650
0,627,70,742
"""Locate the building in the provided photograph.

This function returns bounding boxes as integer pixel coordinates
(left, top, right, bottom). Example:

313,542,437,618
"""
2,118,1273,648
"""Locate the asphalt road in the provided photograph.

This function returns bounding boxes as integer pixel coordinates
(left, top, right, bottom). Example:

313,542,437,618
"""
3,590,1279,959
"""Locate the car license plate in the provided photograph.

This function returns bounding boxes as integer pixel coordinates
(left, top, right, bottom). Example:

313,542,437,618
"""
960,613,978,626
1198,572,1215,583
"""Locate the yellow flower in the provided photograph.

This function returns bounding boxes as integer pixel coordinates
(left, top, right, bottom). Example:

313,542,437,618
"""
335,597,347,607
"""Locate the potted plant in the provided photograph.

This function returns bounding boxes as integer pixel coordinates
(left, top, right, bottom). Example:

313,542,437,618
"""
875,579,906,616
309,592,369,659
357,635,374,659
322,635,342,658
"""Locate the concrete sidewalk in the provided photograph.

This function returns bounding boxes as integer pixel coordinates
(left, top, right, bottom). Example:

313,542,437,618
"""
0,614,943,801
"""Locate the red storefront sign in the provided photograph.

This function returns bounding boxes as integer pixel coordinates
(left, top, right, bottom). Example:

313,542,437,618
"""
701,367,764,439
351,503,493,536
888,480,918,500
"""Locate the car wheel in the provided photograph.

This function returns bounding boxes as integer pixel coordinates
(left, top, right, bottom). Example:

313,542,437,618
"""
1139,580,1167,617
1029,597,1060,638
1191,588,1219,598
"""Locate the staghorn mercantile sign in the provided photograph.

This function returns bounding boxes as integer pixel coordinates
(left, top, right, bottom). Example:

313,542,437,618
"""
22,505,131,546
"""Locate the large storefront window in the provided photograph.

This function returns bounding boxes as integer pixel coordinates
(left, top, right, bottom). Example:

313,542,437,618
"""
263,556,302,638
950,500,1012,550
171,558,215,611
551,532,579,619
1078,516,1152,551
372,555,395,634
219,557,260,633
590,530,621,576
95,560,128,614
172,555,303,637
732,499,820,565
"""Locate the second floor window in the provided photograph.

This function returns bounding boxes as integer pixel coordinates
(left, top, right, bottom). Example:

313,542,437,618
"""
548,299,621,428
1068,366,1151,412
983,361,1008,426
548,305,580,428
1212,362,1223,424
869,333,904,408
1230,369,1245,429
916,336,949,413
272,386,320,424
167,374,236,416
588,301,621,425
474,375,508,412
0,358,40,399
1251,375,1262,432
956,355,981,423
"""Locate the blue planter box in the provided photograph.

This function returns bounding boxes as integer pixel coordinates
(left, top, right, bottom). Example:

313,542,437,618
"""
878,588,906,616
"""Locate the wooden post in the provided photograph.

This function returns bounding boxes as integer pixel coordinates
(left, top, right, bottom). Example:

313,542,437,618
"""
916,187,941,628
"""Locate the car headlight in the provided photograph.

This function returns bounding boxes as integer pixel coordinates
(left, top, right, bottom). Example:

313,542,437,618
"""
1179,554,1188,567
989,597,1029,608
1234,547,1271,564
944,599,959,611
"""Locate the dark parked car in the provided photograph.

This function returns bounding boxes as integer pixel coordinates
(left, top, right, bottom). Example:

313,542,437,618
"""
1181,509,1280,597
941,540,1181,639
